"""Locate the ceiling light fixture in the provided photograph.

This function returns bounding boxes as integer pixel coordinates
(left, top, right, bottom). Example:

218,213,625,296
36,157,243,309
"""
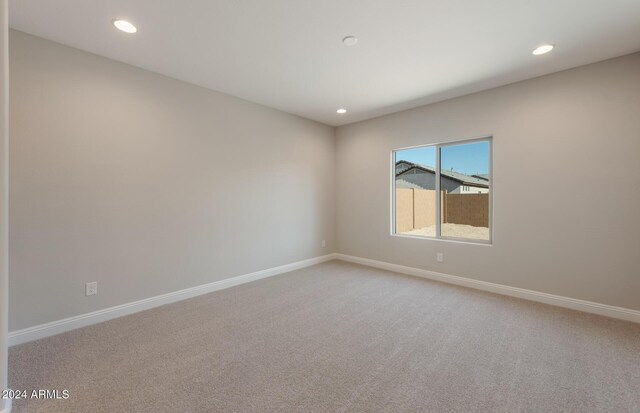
532,44,554,55
342,36,358,46
336,108,347,114
113,19,137,34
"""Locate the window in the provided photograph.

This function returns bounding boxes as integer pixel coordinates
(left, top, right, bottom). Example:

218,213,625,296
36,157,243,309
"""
392,137,491,243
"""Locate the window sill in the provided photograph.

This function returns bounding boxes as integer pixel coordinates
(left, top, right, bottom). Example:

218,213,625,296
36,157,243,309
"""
390,233,493,246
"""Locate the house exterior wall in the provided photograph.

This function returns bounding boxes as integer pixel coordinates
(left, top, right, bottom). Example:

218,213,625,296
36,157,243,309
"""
449,185,489,194
396,170,462,192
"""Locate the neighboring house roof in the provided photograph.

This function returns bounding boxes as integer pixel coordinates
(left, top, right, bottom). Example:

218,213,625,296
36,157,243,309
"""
473,174,490,181
395,161,413,175
395,161,489,188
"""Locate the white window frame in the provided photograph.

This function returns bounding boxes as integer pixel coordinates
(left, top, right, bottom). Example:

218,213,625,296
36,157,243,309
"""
390,136,493,245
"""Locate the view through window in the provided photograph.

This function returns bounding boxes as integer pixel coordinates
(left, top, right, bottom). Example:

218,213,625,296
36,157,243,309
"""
393,138,491,242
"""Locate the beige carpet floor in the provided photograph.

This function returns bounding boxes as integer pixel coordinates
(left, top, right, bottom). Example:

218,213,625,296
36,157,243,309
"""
9,260,640,413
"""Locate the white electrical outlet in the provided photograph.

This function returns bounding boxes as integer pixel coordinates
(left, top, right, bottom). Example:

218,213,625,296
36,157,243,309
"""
322,240,326,248
85,281,98,296
436,253,444,263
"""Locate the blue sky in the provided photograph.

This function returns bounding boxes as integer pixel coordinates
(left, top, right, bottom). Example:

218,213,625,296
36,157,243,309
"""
395,141,489,175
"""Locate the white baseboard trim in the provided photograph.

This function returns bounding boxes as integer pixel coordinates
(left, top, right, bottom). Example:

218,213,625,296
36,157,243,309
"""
1,399,11,413
9,254,337,346
335,253,640,324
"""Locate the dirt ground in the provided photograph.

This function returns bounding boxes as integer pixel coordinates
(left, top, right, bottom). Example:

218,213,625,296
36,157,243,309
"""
401,223,489,240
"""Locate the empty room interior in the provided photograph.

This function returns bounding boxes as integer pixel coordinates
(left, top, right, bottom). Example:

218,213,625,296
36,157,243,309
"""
1,1,639,412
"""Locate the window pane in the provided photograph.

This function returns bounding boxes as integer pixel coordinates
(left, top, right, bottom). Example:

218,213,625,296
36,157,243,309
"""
439,141,490,241
394,146,437,236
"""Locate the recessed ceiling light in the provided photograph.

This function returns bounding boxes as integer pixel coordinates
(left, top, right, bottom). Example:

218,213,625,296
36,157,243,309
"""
113,19,137,34
532,44,554,55
342,36,358,46
336,108,347,114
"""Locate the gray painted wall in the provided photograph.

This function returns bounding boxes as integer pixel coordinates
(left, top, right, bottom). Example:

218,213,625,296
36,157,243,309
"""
9,31,336,331
336,53,640,311
8,29,640,335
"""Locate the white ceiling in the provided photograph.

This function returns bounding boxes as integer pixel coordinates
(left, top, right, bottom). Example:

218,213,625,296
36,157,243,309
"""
9,0,640,126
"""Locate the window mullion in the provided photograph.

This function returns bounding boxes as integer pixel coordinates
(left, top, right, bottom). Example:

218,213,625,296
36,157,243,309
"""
435,145,441,238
